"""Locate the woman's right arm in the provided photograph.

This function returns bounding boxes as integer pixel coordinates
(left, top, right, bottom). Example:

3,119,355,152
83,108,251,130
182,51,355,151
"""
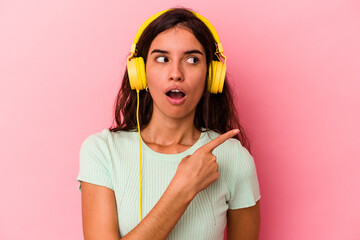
81,130,238,240
81,176,195,240
81,182,121,240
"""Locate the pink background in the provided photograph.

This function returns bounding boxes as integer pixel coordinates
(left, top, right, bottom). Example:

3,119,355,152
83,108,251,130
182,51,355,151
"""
1,0,359,239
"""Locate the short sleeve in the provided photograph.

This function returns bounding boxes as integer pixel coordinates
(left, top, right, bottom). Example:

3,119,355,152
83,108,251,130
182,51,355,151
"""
76,134,114,191
227,142,261,209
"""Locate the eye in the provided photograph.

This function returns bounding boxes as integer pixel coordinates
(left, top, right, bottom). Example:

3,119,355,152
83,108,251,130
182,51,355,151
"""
186,57,199,64
155,56,168,63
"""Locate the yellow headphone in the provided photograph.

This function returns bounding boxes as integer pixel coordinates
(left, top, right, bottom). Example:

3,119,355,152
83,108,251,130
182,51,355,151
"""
127,8,227,222
127,9,227,94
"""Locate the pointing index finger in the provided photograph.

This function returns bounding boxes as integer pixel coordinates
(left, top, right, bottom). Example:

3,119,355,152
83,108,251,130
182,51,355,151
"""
201,129,239,153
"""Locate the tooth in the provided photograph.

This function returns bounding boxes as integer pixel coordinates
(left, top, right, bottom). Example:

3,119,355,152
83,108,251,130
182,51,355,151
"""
171,89,180,92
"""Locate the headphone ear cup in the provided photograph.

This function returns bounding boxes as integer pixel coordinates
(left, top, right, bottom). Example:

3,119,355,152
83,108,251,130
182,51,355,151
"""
218,62,226,93
207,62,213,92
127,57,147,90
210,61,218,93
208,61,225,94
136,57,147,90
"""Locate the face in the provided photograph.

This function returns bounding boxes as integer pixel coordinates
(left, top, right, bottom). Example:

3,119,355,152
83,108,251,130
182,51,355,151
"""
145,26,207,121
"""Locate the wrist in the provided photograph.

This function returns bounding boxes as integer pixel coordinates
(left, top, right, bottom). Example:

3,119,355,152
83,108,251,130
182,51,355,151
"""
167,177,196,204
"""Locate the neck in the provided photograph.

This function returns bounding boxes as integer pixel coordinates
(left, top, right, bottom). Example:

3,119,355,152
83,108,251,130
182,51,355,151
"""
141,109,201,147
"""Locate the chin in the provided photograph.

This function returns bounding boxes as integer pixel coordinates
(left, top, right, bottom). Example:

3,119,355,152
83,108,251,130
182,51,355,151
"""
166,110,193,120
159,105,196,121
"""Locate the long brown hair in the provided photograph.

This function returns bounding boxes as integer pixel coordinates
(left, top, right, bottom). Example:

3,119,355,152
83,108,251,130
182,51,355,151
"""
109,7,251,152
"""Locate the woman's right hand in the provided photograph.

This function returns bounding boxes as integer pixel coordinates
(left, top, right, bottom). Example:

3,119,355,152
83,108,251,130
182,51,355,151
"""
171,129,240,199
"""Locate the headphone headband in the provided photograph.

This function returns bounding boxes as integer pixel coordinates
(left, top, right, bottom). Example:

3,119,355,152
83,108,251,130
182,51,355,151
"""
126,8,227,94
129,8,226,63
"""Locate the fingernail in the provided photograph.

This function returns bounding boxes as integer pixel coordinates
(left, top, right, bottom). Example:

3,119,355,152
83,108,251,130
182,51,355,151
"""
233,129,239,134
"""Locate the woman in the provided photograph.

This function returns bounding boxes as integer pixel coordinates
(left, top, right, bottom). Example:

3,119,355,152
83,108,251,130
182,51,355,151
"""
77,7,261,240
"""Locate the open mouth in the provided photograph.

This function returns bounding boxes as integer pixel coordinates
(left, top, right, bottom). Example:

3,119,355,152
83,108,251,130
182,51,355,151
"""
165,89,186,99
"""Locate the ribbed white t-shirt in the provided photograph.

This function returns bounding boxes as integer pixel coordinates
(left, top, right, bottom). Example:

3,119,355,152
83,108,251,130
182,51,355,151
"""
77,129,261,239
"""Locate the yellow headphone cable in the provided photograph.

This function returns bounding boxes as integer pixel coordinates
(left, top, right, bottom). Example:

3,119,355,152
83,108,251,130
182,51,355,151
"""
130,9,227,222
136,90,143,221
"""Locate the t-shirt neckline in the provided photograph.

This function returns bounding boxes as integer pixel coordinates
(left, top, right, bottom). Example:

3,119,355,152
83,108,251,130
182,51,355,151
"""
139,129,208,161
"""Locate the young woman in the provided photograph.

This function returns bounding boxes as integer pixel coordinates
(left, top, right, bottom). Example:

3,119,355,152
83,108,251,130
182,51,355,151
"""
77,7,261,240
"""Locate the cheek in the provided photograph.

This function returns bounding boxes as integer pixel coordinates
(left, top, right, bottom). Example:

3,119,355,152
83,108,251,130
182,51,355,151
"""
189,74,206,101
146,66,162,89
146,70,167,102
194,68,207,89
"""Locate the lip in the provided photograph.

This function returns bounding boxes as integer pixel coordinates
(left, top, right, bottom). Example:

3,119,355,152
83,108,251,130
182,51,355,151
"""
164,85,187,105
164,85,187,95
166,95,186,105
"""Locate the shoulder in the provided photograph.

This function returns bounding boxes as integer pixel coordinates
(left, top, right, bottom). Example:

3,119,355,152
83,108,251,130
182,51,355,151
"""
204,130,255,176
78,129,138,175
81,129,137,149
79,129,140,163
78,129,125,191
204,130,250,157
205,131,261,208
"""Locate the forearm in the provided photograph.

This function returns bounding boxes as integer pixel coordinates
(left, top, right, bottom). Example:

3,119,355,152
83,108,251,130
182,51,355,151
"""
122,180,195,240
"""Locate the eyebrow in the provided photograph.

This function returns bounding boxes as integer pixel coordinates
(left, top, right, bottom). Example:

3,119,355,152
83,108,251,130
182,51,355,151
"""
150,49,203,55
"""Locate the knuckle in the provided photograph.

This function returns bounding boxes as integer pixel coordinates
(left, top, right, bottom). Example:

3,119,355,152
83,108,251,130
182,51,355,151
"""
198,151,206,158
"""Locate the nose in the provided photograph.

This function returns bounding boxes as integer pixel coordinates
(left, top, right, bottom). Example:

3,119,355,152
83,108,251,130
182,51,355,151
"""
169,62,184,82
